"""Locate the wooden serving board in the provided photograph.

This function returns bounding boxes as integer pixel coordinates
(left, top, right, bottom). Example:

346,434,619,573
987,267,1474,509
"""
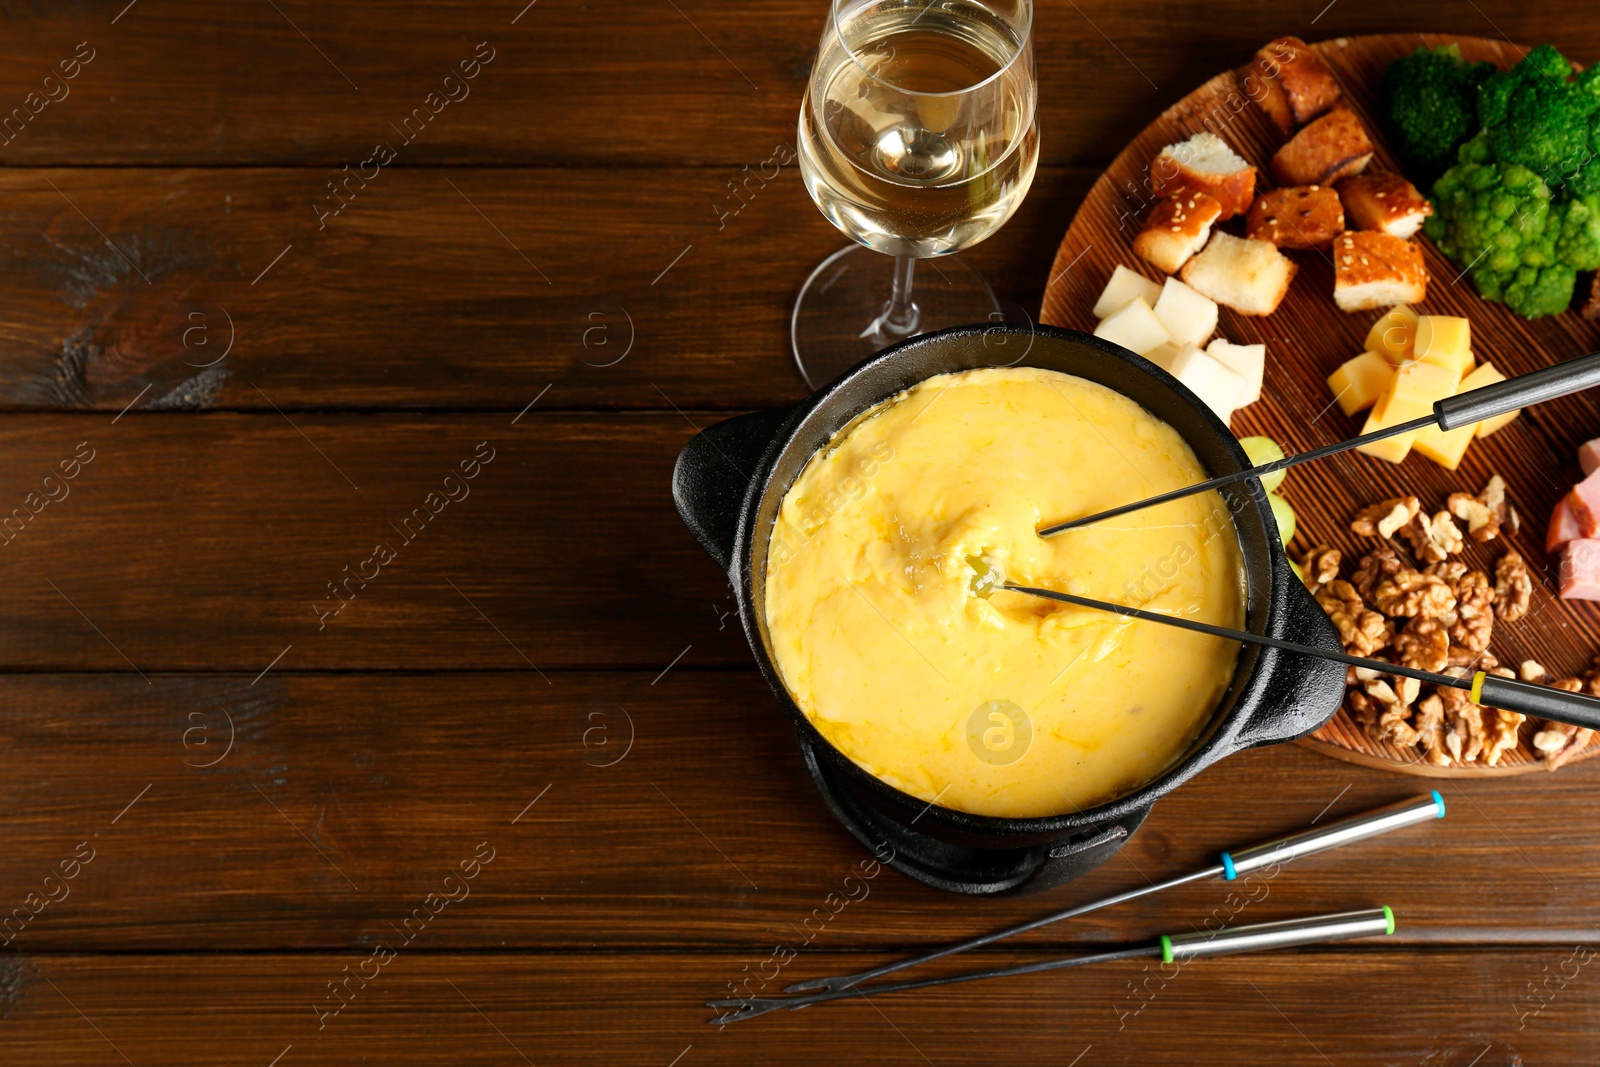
1041,33,1600,777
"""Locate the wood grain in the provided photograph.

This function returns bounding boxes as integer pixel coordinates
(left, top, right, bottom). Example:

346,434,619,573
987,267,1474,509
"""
5,1,1595,167
4,670,1600,951
0,165,1091,412
1042,34,1600,776
0,951,1588,1065
0,414,754,671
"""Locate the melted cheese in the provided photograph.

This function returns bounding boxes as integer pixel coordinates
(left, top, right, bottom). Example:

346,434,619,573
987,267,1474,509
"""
764,367,1245,818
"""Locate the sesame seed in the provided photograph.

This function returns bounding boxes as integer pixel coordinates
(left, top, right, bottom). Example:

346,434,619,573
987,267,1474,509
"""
1376,191,1387,198
1171,225,1182,232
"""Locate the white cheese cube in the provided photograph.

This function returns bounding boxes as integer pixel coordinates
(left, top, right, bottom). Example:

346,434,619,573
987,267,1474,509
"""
1152,277,1219,347
1143,341,1183,373
1205,338,1265,405
1167,344,1251,421
1093,297,1170,356
1093,265,1164,319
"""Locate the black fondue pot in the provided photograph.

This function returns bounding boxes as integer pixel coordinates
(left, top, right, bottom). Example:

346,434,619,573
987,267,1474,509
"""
673,324,1345,895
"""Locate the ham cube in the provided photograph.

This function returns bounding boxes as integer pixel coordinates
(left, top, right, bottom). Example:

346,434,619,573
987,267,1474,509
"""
1581,437,1600,476
1560,539,1600,600
1549,497,1583,553
1571,468,1600,537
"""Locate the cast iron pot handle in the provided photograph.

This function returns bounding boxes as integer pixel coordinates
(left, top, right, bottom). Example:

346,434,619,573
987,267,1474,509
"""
1229,558,1347,750
672,405,797,572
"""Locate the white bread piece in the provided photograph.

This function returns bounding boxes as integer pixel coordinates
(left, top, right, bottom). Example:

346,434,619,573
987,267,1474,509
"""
1206,338,1265,405
1093,265,1164,319
1133,192,1223,273
1333,231,1427,312
1149,132,1257,219
1152,277,1219,347
1093,297,1170,356
1167,344,1251,421
1180,232,1298,316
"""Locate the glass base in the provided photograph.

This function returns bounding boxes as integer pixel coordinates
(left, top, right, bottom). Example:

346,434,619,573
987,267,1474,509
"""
791,244,1001,391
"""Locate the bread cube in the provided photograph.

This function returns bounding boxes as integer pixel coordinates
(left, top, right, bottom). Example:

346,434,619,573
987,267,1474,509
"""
1094,265,1164,319
1271,106,1373,187
1245,185,1345,250
1458,362,1516,438
1326,351,1394,415
1094,297,1170,356
1333,231,1427,312
1256,36,1342,126
1180,232,1298,316
1364,305,1418,365
1152,277,1219,347
1133,193,1224,273
1206,339,1264,404
1167,344,1252,421
1414,316,1472,378
1247,52,1296,134
1336,172,1433,239
1149,132,1257,220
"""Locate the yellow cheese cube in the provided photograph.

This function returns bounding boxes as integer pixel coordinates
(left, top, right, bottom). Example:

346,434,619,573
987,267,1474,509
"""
1326,351,1395,416
1412,422,1476,470
1386,360,1460,417
1356,403,1416,463
1365,305,1419,366
1357,361,1458,464
1414,316,1473,378
1460,362,1518,438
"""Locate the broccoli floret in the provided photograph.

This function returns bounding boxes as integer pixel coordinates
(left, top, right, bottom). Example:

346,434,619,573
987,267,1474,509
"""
1504,263,1578,318
1427,159,1578,318
1381,44,1495,185
1556,193,1600,271
1477,43,1600,195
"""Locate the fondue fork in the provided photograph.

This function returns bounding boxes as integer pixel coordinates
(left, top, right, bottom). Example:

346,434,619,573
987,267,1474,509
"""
709,907,1395,1023
1039,350,1600,536
1003,583,1600,730
777,793,1441,998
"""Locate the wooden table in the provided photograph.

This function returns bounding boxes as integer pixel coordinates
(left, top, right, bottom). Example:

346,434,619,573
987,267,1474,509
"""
3,3,1600,1064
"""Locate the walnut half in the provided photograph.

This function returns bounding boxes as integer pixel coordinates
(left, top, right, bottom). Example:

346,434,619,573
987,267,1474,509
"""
1494,551,1532,623
1351,496,1421,540
1400,509,1464,563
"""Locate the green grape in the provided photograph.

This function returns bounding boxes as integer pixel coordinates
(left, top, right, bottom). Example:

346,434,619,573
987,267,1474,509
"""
1268,493,1296,547
1240,436,1287,493
1290,559,1306,583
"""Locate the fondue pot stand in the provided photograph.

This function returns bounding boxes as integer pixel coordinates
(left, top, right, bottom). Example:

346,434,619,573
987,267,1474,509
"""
673,324,1345,895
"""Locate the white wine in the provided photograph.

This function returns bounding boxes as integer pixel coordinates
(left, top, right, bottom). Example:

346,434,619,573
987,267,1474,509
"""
797,0,1038,258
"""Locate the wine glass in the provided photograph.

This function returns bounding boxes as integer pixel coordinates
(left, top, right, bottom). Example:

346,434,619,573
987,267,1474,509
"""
792,0,1038,389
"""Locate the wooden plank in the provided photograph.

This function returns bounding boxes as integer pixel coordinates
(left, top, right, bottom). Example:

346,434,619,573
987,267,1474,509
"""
0,165,1091,411
8,2,1593,167
0,950,1587,1064
0,413,756,670
3,670,1599,950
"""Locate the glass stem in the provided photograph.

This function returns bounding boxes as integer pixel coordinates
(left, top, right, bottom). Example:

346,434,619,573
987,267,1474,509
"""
862,255,922,344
